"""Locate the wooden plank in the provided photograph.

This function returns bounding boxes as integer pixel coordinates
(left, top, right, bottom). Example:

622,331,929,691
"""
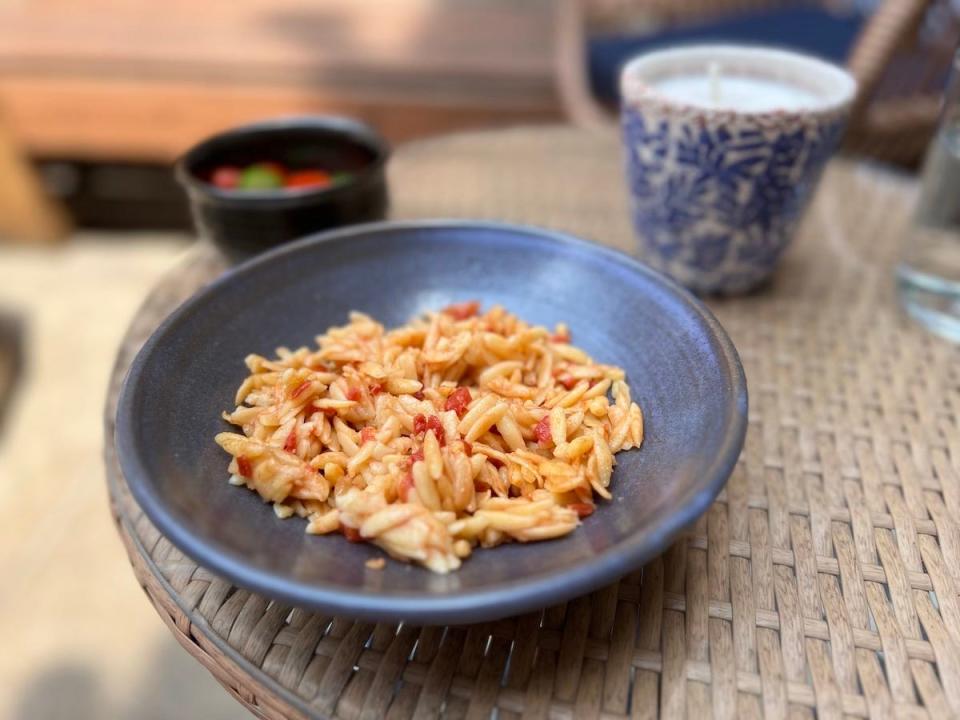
0,1,560,160
0,77,561,162
0,0,555,78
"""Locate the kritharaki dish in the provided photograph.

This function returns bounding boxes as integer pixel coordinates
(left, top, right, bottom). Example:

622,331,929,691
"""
216,303,643,573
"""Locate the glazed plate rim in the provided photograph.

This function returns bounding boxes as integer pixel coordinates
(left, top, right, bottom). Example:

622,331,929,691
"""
115,219,748,623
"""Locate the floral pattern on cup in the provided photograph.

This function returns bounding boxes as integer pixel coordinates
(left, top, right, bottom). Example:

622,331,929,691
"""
620,46,856,294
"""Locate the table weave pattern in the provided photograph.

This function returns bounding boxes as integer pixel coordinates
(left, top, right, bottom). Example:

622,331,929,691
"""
105,128,960,719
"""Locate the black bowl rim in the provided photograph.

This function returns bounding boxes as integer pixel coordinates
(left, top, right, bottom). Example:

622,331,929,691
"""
115,219,748,624
174,115,390,208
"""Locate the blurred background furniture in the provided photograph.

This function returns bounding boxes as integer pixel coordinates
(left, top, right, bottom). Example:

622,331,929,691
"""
0,112,69,242
558,0,960,167
0,0,562,233
5,0,954,172
106,125,960,720
0,0,561,163
0,0,956,236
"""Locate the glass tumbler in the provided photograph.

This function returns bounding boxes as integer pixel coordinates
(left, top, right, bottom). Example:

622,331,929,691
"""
898,50,960,342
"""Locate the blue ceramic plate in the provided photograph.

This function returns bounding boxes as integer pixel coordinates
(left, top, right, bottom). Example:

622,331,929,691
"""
116,221,747,624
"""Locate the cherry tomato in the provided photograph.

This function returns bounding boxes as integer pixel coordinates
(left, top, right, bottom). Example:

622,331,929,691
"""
342,526,363,542
285,169,332,189
239,163,284,189
412,414,444,441
442,300,480,320
291,380,312,400
428,415,444,440
534,416,552,445
413,414,427,435
210,166,241,189
398,471,415,501
568,502,595,518
444,387,472,417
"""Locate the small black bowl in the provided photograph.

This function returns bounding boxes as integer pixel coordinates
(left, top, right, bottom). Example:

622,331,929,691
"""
175,116,389,258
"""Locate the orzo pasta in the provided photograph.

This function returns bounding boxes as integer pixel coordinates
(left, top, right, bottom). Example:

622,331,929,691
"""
215,303,643,573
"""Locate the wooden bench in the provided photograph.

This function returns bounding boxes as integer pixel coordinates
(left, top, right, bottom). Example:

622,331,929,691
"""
0,0,562,162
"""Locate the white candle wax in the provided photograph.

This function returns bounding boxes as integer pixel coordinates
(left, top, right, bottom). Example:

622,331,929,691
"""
653,73,820,112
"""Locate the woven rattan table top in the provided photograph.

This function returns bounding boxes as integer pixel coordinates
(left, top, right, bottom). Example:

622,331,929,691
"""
104,127,960,720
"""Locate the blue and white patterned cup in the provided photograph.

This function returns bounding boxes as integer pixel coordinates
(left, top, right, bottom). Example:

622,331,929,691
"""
620,45,856,294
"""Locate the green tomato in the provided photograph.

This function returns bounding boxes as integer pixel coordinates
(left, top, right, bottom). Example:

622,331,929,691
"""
239,164,284,190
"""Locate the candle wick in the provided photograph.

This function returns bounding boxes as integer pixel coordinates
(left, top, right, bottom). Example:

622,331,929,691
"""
708,62,721,105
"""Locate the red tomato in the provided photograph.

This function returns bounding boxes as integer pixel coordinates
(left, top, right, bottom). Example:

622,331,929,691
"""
462,440,473,455
568,502,595,518
360,427,376,444
342,526,363,542
534,416,552,445
413,414,444,443
285,169,332,189
442,300,480,320
407,449,425,467
444,387,472,417
368,382,382,396
413,414,427,435
346,385,362,402
556,374,577,390
283,429,298,453
237,456,253,478
291,380,312,400
413,390,425,400
398,471,415,501
211,166,241,189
